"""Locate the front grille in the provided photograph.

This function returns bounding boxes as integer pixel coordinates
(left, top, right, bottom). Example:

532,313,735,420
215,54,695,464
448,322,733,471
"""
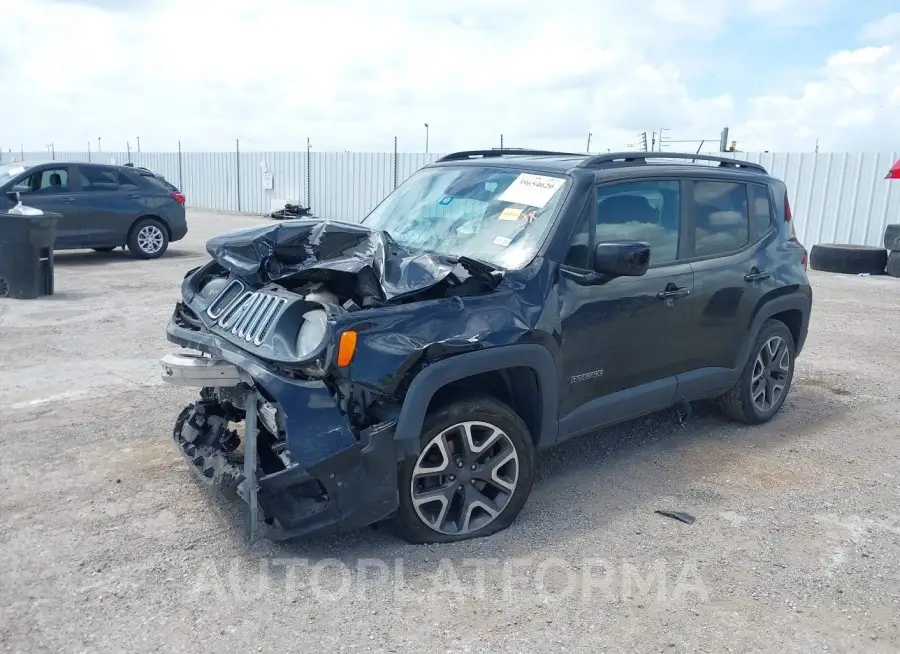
207,280,244,319
217,291,287,346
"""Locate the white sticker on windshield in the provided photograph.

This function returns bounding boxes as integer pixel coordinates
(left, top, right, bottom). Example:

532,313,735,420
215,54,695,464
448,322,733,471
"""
498,173,565,208
493,236,512,247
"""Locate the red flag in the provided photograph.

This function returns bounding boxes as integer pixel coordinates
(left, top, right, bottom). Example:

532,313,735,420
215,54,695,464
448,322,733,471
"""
887,159,900,180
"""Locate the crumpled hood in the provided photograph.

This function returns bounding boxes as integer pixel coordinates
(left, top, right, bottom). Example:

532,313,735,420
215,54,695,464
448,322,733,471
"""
205,219,457,303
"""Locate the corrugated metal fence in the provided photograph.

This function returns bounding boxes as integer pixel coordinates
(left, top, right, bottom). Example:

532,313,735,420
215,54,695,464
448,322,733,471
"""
2,149,898,248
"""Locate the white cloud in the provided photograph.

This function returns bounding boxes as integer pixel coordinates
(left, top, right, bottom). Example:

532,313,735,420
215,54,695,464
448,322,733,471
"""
0,0,897,154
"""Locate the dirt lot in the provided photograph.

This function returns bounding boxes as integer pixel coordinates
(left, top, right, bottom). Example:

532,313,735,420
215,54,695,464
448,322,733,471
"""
1,209,899,653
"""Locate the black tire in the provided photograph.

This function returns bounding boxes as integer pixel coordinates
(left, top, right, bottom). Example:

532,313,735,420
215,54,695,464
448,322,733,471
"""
127,217,169,259
395,395,536,544
884,224,900,252
718,319,796,425
92,247,115,252
809,243,887,275
887,251,900,278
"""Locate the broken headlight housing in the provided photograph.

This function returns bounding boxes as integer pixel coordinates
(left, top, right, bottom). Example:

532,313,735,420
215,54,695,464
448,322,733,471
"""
297,309,328,358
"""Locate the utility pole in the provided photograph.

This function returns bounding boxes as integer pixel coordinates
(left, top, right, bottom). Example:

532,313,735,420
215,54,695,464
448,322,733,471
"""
136,136,140,153
640,131,648,151
98,137,102,153
500,134,504,150
424,123,429,153
651,132,657,151
586,132,592,153
719,127,730,152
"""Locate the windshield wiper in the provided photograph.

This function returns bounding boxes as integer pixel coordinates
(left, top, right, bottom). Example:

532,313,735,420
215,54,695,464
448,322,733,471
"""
448,255,505,288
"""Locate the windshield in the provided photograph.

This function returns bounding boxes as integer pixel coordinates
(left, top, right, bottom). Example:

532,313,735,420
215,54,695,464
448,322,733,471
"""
0,162,31,183
362,164,570,270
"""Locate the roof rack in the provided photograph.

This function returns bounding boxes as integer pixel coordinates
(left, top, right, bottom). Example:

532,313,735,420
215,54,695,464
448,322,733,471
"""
436,149,585,162
578,151,767,174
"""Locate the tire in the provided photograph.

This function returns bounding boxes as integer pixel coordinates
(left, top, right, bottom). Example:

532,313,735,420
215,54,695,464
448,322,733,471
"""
884,224,900,252
718,319,796,425
92,247,115,252
395,395,536,544
127,218,169,259
887,251,900,278
809,243,887,275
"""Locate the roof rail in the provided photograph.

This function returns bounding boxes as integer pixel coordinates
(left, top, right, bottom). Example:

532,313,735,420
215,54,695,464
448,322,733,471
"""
578,151,767,174
436,149,585,162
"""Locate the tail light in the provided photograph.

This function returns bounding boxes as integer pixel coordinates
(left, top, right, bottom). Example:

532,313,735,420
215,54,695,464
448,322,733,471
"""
785,193,808,270
172,192,186,205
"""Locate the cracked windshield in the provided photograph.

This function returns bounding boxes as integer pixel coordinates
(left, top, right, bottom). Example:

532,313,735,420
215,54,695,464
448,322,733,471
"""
363,165,569,270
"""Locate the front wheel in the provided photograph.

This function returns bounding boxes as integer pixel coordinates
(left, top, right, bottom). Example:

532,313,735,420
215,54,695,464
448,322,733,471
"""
128,218,169,259
718,319,796,424
395,396,536,544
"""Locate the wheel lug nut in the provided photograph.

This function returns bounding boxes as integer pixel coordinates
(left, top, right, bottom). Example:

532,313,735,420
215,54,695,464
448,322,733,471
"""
470,480,476,485
449,475,455,481
457,485,463,491
457,461,463,469
470,464,476,470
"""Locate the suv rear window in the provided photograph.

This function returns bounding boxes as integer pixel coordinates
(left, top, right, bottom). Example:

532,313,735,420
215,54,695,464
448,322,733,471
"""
688,181,750,257
142,173,179,193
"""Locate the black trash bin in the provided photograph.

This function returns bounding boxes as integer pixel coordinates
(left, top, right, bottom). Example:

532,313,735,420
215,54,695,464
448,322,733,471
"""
0,211,60,299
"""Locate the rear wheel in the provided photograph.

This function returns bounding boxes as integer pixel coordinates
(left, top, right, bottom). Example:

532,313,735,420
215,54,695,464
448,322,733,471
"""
395,396,535,544
719,320,795,424
127,218,169,259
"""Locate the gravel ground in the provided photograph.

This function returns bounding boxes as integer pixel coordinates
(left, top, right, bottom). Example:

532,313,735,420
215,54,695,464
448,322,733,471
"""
1,210,899,653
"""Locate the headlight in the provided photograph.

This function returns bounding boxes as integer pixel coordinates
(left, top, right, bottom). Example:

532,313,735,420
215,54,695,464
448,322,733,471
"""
199,276,229,300
296,309,327,357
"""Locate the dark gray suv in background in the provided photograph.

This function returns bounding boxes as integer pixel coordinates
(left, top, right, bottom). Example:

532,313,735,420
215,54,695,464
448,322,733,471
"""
0,161,187,259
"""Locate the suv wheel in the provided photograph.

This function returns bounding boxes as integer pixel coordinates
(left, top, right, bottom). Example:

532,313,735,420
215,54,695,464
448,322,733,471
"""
128,218,169,259
395,396,535,544
718,319,796,424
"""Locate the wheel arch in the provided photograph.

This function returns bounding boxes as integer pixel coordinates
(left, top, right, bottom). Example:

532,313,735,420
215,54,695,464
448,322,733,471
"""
394,344,559,460
737,291,811,367
128,214,170,242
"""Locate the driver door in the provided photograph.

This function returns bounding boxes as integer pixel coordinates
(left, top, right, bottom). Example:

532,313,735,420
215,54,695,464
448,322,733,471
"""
6,165,81,247
557,179,694,440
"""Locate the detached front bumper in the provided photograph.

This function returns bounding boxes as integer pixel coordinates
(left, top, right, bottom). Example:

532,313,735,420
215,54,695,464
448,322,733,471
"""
162,313,399,542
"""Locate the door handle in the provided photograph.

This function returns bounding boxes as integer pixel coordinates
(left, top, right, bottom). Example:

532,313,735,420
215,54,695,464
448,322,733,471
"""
657,285,691,300
744,268,771,282
60,198,75,203
127,194,140,198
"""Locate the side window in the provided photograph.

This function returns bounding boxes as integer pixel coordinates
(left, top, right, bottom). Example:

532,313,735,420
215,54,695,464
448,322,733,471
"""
79,166,120,191
563,209,592,269
748,184,773,238
32,168,69,194
595,180,680,265
689,181,750,257
117,172,139,190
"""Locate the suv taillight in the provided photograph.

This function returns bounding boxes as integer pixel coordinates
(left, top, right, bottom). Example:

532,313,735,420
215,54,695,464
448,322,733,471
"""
785,193,808,270
172,192,186,205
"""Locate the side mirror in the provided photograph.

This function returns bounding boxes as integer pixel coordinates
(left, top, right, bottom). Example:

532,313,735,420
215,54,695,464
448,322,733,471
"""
593,240,651,277
7,184,29,201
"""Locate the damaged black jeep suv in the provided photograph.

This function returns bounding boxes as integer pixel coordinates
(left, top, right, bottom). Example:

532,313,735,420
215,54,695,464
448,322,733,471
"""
161,150,812,544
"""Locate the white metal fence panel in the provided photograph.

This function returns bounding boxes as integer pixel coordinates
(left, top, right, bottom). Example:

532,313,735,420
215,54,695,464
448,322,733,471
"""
2,149,898,248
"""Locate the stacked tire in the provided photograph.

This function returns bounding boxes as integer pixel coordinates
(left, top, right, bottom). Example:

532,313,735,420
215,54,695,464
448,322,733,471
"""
809,243,888,275
885,224,900,278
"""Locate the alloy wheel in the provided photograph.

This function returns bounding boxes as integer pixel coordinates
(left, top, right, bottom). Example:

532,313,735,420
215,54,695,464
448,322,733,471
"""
751,335,790,412
411,420,519,535
137,225,164,254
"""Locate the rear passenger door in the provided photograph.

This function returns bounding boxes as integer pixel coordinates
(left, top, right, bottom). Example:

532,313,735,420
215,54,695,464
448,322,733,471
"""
71,165,146,247
683,178,777,375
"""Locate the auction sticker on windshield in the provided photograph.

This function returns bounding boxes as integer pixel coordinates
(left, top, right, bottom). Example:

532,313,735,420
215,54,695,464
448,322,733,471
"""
498,173,565,208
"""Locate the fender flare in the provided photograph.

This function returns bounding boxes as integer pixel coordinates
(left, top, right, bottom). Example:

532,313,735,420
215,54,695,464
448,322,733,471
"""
735,292,810,368
394,343,560,459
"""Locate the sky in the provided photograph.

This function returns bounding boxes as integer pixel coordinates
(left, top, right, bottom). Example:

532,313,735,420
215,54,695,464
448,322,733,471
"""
2,0,899,153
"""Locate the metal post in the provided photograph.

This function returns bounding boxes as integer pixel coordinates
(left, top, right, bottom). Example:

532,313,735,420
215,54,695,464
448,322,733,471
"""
235,138,241,212
87,141,92,162
177,140,183,192
500,134,504,151
243,388,260,544
126,141,131,164
136,136,140,153
424,123,429,153
97,137,101,153
50,143,55,160
20,144,23,160
586,132,592,153
306,137,311,210
393,136,398,190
